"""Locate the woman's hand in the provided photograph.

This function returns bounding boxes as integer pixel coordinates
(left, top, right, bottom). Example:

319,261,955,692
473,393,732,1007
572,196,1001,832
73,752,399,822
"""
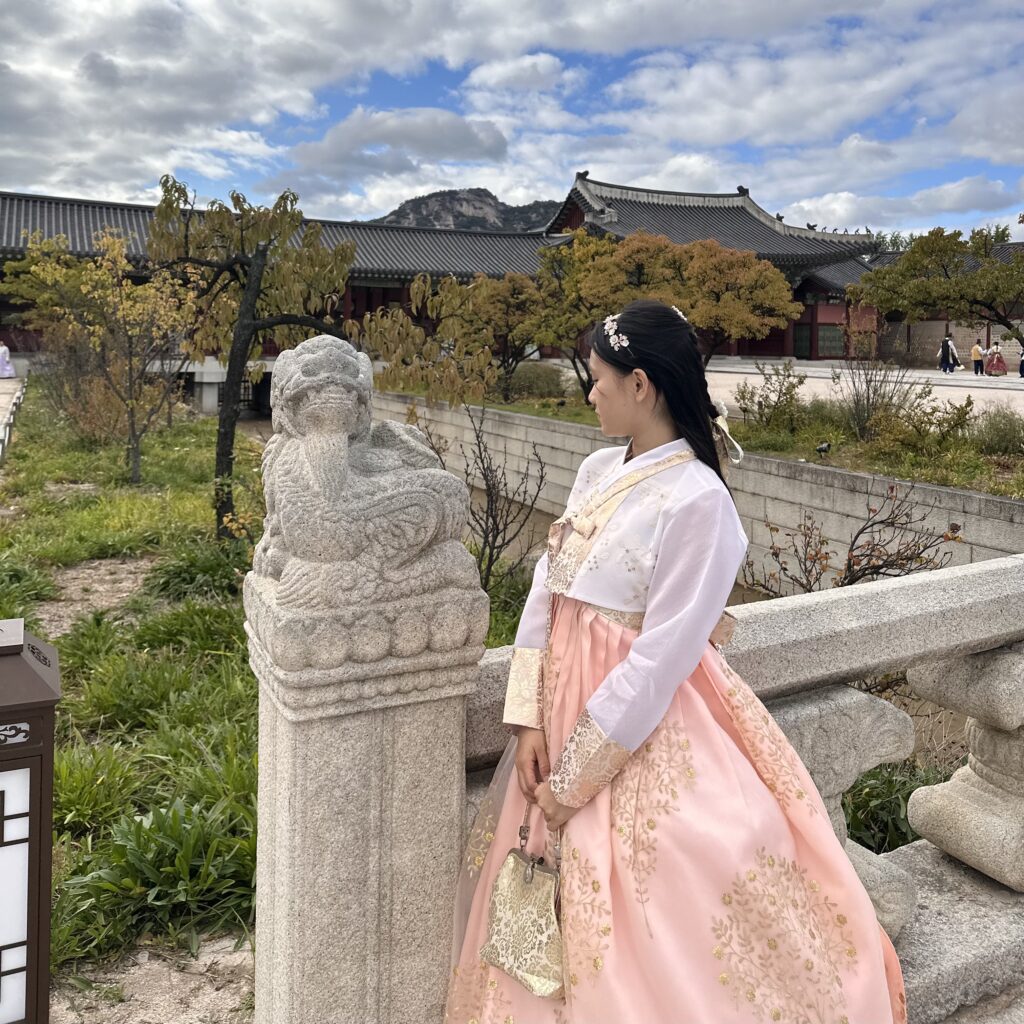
514,727,550,803
535,781,578,830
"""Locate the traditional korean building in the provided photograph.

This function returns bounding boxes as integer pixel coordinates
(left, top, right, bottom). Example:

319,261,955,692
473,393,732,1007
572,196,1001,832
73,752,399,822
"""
546,172,878,358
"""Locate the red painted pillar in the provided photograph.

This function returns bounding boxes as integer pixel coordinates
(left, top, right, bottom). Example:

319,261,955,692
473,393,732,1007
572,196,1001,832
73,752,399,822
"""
783,320,794,357
810,302,820,360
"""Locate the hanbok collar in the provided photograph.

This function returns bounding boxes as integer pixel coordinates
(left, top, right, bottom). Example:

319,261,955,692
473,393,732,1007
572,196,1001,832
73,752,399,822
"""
596,436,694,493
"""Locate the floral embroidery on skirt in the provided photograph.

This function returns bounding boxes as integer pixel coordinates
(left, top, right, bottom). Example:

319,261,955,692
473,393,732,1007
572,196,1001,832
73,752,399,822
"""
445,597,906,1024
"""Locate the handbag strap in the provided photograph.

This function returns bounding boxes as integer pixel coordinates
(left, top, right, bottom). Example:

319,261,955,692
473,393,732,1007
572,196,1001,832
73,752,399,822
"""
519,802,562,867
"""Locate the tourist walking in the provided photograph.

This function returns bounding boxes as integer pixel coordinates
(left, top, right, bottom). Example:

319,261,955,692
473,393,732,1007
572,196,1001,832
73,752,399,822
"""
0,342,15,379
937,334,959,373
1018,341,1024,379
971,339,985,375
986,341,1008,377
447,300,907,1024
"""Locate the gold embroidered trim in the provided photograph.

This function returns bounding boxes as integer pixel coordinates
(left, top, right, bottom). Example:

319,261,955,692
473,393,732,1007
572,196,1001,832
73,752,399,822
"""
549,708,631,808
710,848,858,1023
502,647,543,729
464,788,499,878
546,450,696,597
586,603,644,630
717,657,818,817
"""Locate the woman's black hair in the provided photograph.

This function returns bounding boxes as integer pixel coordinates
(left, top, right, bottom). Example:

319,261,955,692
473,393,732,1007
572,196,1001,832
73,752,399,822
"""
589,299,728,487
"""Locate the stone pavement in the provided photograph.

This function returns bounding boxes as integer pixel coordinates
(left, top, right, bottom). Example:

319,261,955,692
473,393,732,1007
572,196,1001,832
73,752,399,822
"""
0,378,25,461
706,358,1024,415
0,378,23,422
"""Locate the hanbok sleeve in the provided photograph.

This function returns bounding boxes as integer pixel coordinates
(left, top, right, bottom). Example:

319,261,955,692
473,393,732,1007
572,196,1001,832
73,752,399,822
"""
548,482,748,807
503,449,618,730
502,552,550,730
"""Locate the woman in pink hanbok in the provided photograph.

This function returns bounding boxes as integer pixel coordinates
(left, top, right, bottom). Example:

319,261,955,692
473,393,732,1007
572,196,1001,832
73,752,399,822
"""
446,301,906,1024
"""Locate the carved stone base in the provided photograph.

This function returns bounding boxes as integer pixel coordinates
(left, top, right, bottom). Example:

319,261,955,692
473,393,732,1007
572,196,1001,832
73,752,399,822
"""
909,764,1024,892
908,651,1024,892
255,689,468,1024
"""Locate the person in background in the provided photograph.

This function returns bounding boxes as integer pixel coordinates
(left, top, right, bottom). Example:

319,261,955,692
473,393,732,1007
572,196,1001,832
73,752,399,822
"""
986,341,1008,377
0,342,16,379
937,334,955,374
971,339,985,375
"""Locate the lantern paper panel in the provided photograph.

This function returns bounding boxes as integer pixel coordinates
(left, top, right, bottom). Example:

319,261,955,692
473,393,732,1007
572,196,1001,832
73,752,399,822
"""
0,766,30,1024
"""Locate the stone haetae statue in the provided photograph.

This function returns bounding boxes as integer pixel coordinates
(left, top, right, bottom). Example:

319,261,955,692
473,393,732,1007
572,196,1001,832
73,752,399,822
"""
245,335,487,712
246,335,488,1024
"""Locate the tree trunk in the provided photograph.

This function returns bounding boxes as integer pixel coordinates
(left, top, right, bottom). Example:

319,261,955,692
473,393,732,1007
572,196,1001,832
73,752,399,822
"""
126,406,142,485
214,244,268,540
128,440,142,485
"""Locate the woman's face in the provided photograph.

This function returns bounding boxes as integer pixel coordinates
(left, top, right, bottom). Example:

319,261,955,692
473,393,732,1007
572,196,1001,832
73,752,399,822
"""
588,350,651,438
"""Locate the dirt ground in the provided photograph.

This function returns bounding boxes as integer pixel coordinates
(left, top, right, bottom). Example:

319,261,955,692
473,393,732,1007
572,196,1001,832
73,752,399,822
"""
35,556,157,638
51,935,254,1024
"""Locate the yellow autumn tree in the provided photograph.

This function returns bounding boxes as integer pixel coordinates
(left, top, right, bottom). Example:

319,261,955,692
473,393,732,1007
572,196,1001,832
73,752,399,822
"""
148,176,356,538
346,273,495,405
0,231,195,483
579,232,802,366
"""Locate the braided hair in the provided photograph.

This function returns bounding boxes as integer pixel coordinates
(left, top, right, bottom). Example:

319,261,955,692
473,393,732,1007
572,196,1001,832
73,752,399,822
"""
589,299,729,488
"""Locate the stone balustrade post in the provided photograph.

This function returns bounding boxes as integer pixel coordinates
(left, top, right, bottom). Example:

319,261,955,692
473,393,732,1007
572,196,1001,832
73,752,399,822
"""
244,337,489,1024
907,646,1024,891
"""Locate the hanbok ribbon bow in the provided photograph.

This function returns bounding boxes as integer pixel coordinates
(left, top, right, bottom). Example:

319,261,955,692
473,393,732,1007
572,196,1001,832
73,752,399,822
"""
565,512,596,539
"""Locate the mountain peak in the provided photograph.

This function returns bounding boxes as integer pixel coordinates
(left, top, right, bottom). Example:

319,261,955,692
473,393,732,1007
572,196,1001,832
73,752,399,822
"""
368,188,560,232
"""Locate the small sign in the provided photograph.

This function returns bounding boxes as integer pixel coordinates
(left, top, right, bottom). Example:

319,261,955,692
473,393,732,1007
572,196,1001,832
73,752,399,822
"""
0,618,24,656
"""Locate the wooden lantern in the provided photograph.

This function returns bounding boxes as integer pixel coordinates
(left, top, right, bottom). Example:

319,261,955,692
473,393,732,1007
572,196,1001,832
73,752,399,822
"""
0,619,60,1024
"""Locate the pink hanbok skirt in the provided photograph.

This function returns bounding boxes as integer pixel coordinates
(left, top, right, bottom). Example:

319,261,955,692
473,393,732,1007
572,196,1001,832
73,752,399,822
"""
446,595,907,1024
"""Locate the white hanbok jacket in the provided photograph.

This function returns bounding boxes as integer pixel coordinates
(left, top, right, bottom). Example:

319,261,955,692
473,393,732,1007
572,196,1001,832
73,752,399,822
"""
504,437,749,806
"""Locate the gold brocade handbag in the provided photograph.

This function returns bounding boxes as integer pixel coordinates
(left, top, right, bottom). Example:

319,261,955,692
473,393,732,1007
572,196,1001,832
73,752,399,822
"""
480,805,564,999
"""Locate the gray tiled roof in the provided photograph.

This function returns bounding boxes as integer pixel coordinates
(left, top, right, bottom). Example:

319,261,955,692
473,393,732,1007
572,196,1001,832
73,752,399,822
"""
0,191,562,281
315,220,561,280
804,257,874,292
800,241,1024,294
547,173,877,267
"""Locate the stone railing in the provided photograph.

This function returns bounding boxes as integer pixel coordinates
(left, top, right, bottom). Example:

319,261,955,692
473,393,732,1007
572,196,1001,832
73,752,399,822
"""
468,555,1024,1024
0,378,27,464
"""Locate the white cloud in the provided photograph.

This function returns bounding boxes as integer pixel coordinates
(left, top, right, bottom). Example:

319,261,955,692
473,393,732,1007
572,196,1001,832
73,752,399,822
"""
0,0,1021,241
464,54,568,92
783,175,1023,231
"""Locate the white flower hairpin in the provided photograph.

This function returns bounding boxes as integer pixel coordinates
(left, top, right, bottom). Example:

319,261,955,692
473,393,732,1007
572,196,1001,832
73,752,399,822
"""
603,313,630,352
671,305,689,323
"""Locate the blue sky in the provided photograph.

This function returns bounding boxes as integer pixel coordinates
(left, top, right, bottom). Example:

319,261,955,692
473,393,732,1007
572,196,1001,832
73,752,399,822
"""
3,0,1024,237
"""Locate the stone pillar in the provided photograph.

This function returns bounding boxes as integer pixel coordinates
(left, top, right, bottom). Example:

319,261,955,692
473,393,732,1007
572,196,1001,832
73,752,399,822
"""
768,684,918,939
245,336,489,1024
196,380,219,414
907,647,1024,892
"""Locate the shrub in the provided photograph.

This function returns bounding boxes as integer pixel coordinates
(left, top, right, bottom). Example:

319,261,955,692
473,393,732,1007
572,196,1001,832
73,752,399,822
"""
969,401,1024,456
491,361,566,401
145,539,251,601
733,360,807,432
53,798,256,967
830,359,929,441
842,758,954,854
485,564,532,647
